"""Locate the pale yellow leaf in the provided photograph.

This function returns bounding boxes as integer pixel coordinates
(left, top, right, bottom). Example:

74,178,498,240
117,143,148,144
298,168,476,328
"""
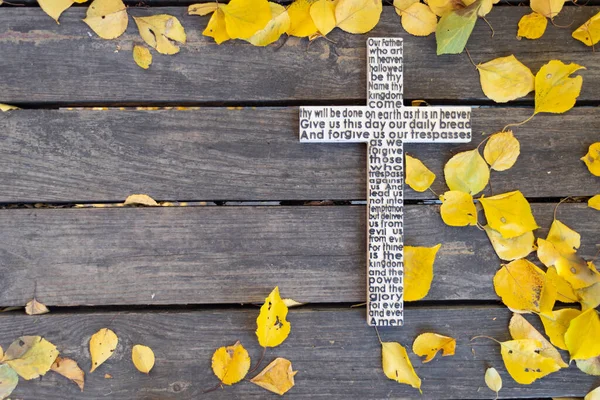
440,191,477,226
310,0,336,35
412,333,456,363
537,238,600,290
51,356,85,391
540,308,581,350
425,0,455,17
484,226,535,261
564,308,600,360
493,259,545,313
4,336,59,380
335,0,382,34
25,298,49,315
282,298,305,308
483,131,521,171
404,244,441,301
203,7,230,44
0,364,18,400
133,45,152,70
518,12,547,39
83,0,128,40
477,56,534,103
188,2,219,16
124,194,158,206
0,104,19,112
485,367,502,396
586,386,600,400
405,155,436,192
212,341,250,385
535,60,585,115
249,3,291,46
287,0,319,37
582,143,600,177
577,356,600,376
132,345,155,374
401,3,437,37
221,0,272,39
89,328,118,372
256,287,291,347
531,0,566,19
499,339,562,384
589,195,600,210
463,0,496,16
39,0,86,24
444,149,490,195
577,282,600,311
250,357,297,395
572,11,600,47
381,342,421,392
393,0,418,16
509,313,567,368
134,15,186,55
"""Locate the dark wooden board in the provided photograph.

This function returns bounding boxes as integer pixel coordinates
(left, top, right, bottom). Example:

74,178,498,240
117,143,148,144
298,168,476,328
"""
0,7,598,104
0,306,596,399
0,203,597,307
0,108,598,202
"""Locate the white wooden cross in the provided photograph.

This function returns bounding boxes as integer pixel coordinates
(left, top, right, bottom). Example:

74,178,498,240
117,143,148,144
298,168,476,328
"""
299,38,473,326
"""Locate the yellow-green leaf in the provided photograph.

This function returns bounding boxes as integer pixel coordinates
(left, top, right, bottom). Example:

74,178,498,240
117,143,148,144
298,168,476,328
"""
89,328,118,373
517,12,547,39
250,357,297,395
484,226,535,261
133,45,152,70
212,341,250,385
256,287,291,347
493,259,545,313
221,0,272,39
134,15,186,55
477,56,535,103
435,0,481,55
401,3,437,37
132,345,155,374
404,244,441,301
572,11,600,47
582,143,600,177
310,0,336,35
485,367,502,397
444,149,490,195
440,191,477,227
480,191,538,239
405,155,436,192
534,60,585,115
412,333,456,363
4,336,59,380
540,308,581,350
381,342,421,392
498,339,562,384
564,308,600,360
335,0,382,34
509,313,567,368
0,364,18,400
589,195,600,210
83,0,128,40
483,131,521,171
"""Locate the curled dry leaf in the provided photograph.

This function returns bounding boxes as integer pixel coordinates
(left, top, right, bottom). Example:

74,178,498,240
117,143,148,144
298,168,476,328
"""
412,333,456,363
212,341,251,385
493,259,546,313
498,338,562,384
535,60,585,115
483,131,520,171
0,364,18,400
508,314,567,368
582,143,600,177
335,0,382,34
0,104,19,112
564,308,600,360
51,356,85,391
435,0,481,55
39,0,87,24
479,191,538,239
89,328,118,372
132,345,155,374
572,11,600,47
517,12,547,40
589,195,600,210
249,3,291,46
540,308,581,350
484,226,535,261
287,0,319,37
444,149,490,196
477,56,535,103
404,244,441,301
439,191,477,227
133,45,153,70
83,0,128,40
124,194,158,206
310,0,336,36
25,298,49,315
484,367,502,398
577,356,600,376
530,0,566,19
256,287,291,348
405,155,435,192
134,15,187,55
401,3,437,37
381,341,421,392
250,357,297,395
4,336,59,380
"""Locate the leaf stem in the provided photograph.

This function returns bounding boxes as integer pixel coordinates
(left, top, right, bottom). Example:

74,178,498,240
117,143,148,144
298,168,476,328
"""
503,112,535,132
374,326,383,344
248,346,266,375
553,196,571,221
471,335,501,344
465,47,478,70
202,382,223,394
482,17,495,37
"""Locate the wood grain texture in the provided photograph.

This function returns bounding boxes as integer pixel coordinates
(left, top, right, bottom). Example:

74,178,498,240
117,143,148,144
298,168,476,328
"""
0,108,598,202
0,7,598,104
0,203,597,307
0,307,596,399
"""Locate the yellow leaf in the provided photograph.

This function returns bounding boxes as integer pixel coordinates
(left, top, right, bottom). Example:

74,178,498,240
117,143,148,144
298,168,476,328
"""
534,60,585,115
480,191,538,239
477,56,535,103
221,0,272,39
0,364,18,400
509,314,567,368
539,266,558,317
483,131,521,171
551,269,578,303
564,308,600,360
484,226,535,261
572,11,600,47
249,3,291,46
412,333,456,363
463,0,497,16
404,244,441,301
134,15,186,55
537,238,600,290
39,0,87,24
589,195,600,210
310,0,336,35
83,0,128,40
530,0,566,19
256,287,291,348
51,356,85,391
582,143,600,177
0,104,19,112
133,45,152,70
493,259,545,313
203,7,230,44
104,373,112,379
444,149,490,195
381,342,422,392
576,356,600,376
282,298,305,308
405,155,436,192
212,341,251,385
250,357,297,395
4,336,59,380
124,194,159,206
335,0,382,34
89,328,118,372
499,339,562,384
393,0,418,16
287,0,319,37
25,298,49,315
547,219,580,255
517,12,547,39
586,386,600,400
577,282,600,311
540,308,581,350
401,3,437,37
440,191,477,226
484,367,502,397
132,345,155,374
425,0,455,17
188,2,219,16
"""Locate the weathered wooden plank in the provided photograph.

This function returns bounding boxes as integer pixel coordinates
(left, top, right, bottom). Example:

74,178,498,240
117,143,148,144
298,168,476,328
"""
0,203,597,307
0,306,596,399
0,108,598,202
0,7,598,104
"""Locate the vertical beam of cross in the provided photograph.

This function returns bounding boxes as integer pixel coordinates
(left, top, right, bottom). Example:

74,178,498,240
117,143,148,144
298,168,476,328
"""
299,38,472,326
